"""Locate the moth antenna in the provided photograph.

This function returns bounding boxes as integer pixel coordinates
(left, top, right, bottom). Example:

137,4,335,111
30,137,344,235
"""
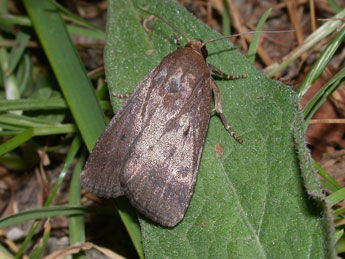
137,7,190,42
202,30,295,47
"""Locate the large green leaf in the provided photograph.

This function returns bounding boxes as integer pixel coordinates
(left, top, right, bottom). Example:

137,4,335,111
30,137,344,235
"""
105,0,334,258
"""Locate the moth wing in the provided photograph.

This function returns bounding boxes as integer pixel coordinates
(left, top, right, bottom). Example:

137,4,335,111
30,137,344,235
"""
121,77,212,227
81,68,161,198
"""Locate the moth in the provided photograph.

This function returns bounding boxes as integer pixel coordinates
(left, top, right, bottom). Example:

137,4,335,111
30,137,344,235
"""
81,13,246,227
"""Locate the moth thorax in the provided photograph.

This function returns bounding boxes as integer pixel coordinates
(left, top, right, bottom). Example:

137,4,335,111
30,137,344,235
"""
185,39,208,59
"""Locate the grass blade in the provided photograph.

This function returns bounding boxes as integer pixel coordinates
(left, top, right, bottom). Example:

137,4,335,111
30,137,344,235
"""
247,8,271,63
22,0,106,151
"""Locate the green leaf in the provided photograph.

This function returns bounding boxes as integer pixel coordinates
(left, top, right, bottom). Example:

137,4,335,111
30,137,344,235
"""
106,0,334,258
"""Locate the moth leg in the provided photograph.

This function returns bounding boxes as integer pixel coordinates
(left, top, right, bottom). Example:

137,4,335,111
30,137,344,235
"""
208,63,247,80
113,92,131,99
174,33,182,49
211,79,243,143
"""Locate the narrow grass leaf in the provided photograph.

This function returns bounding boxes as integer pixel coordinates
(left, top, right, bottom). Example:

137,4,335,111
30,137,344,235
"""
16,53,33,95
222,0,231,36
303,67,345,125
0,98,110,112
15,136,82,258
247,8,271,64
8,29,31,74
328,0,343,12
30,221,51,259
334,206,345,217
22,0,106,151
0,245,13,259
315,161,342,190
69,150,86,245
335,229,344,242
0,14,31,26
0,14,105,40
0,127,33,156
0,206,115,229
265,8,345,78
67,25,106,40
47,0,104,32
297,25,345,98
327,188,345,207
0,36,20,102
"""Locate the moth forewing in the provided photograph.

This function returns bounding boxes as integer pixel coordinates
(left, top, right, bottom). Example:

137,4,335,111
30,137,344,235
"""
119,42,213,227
80,69,158,197
81,38,246,226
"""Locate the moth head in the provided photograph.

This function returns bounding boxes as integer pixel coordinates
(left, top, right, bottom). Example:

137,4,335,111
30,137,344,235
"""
185,39,208,59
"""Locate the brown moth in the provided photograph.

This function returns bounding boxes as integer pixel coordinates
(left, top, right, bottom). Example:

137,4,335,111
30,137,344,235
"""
81,14,246,227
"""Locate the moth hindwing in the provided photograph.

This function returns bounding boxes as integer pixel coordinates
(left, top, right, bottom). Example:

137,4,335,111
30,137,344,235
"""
81,19,246,228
